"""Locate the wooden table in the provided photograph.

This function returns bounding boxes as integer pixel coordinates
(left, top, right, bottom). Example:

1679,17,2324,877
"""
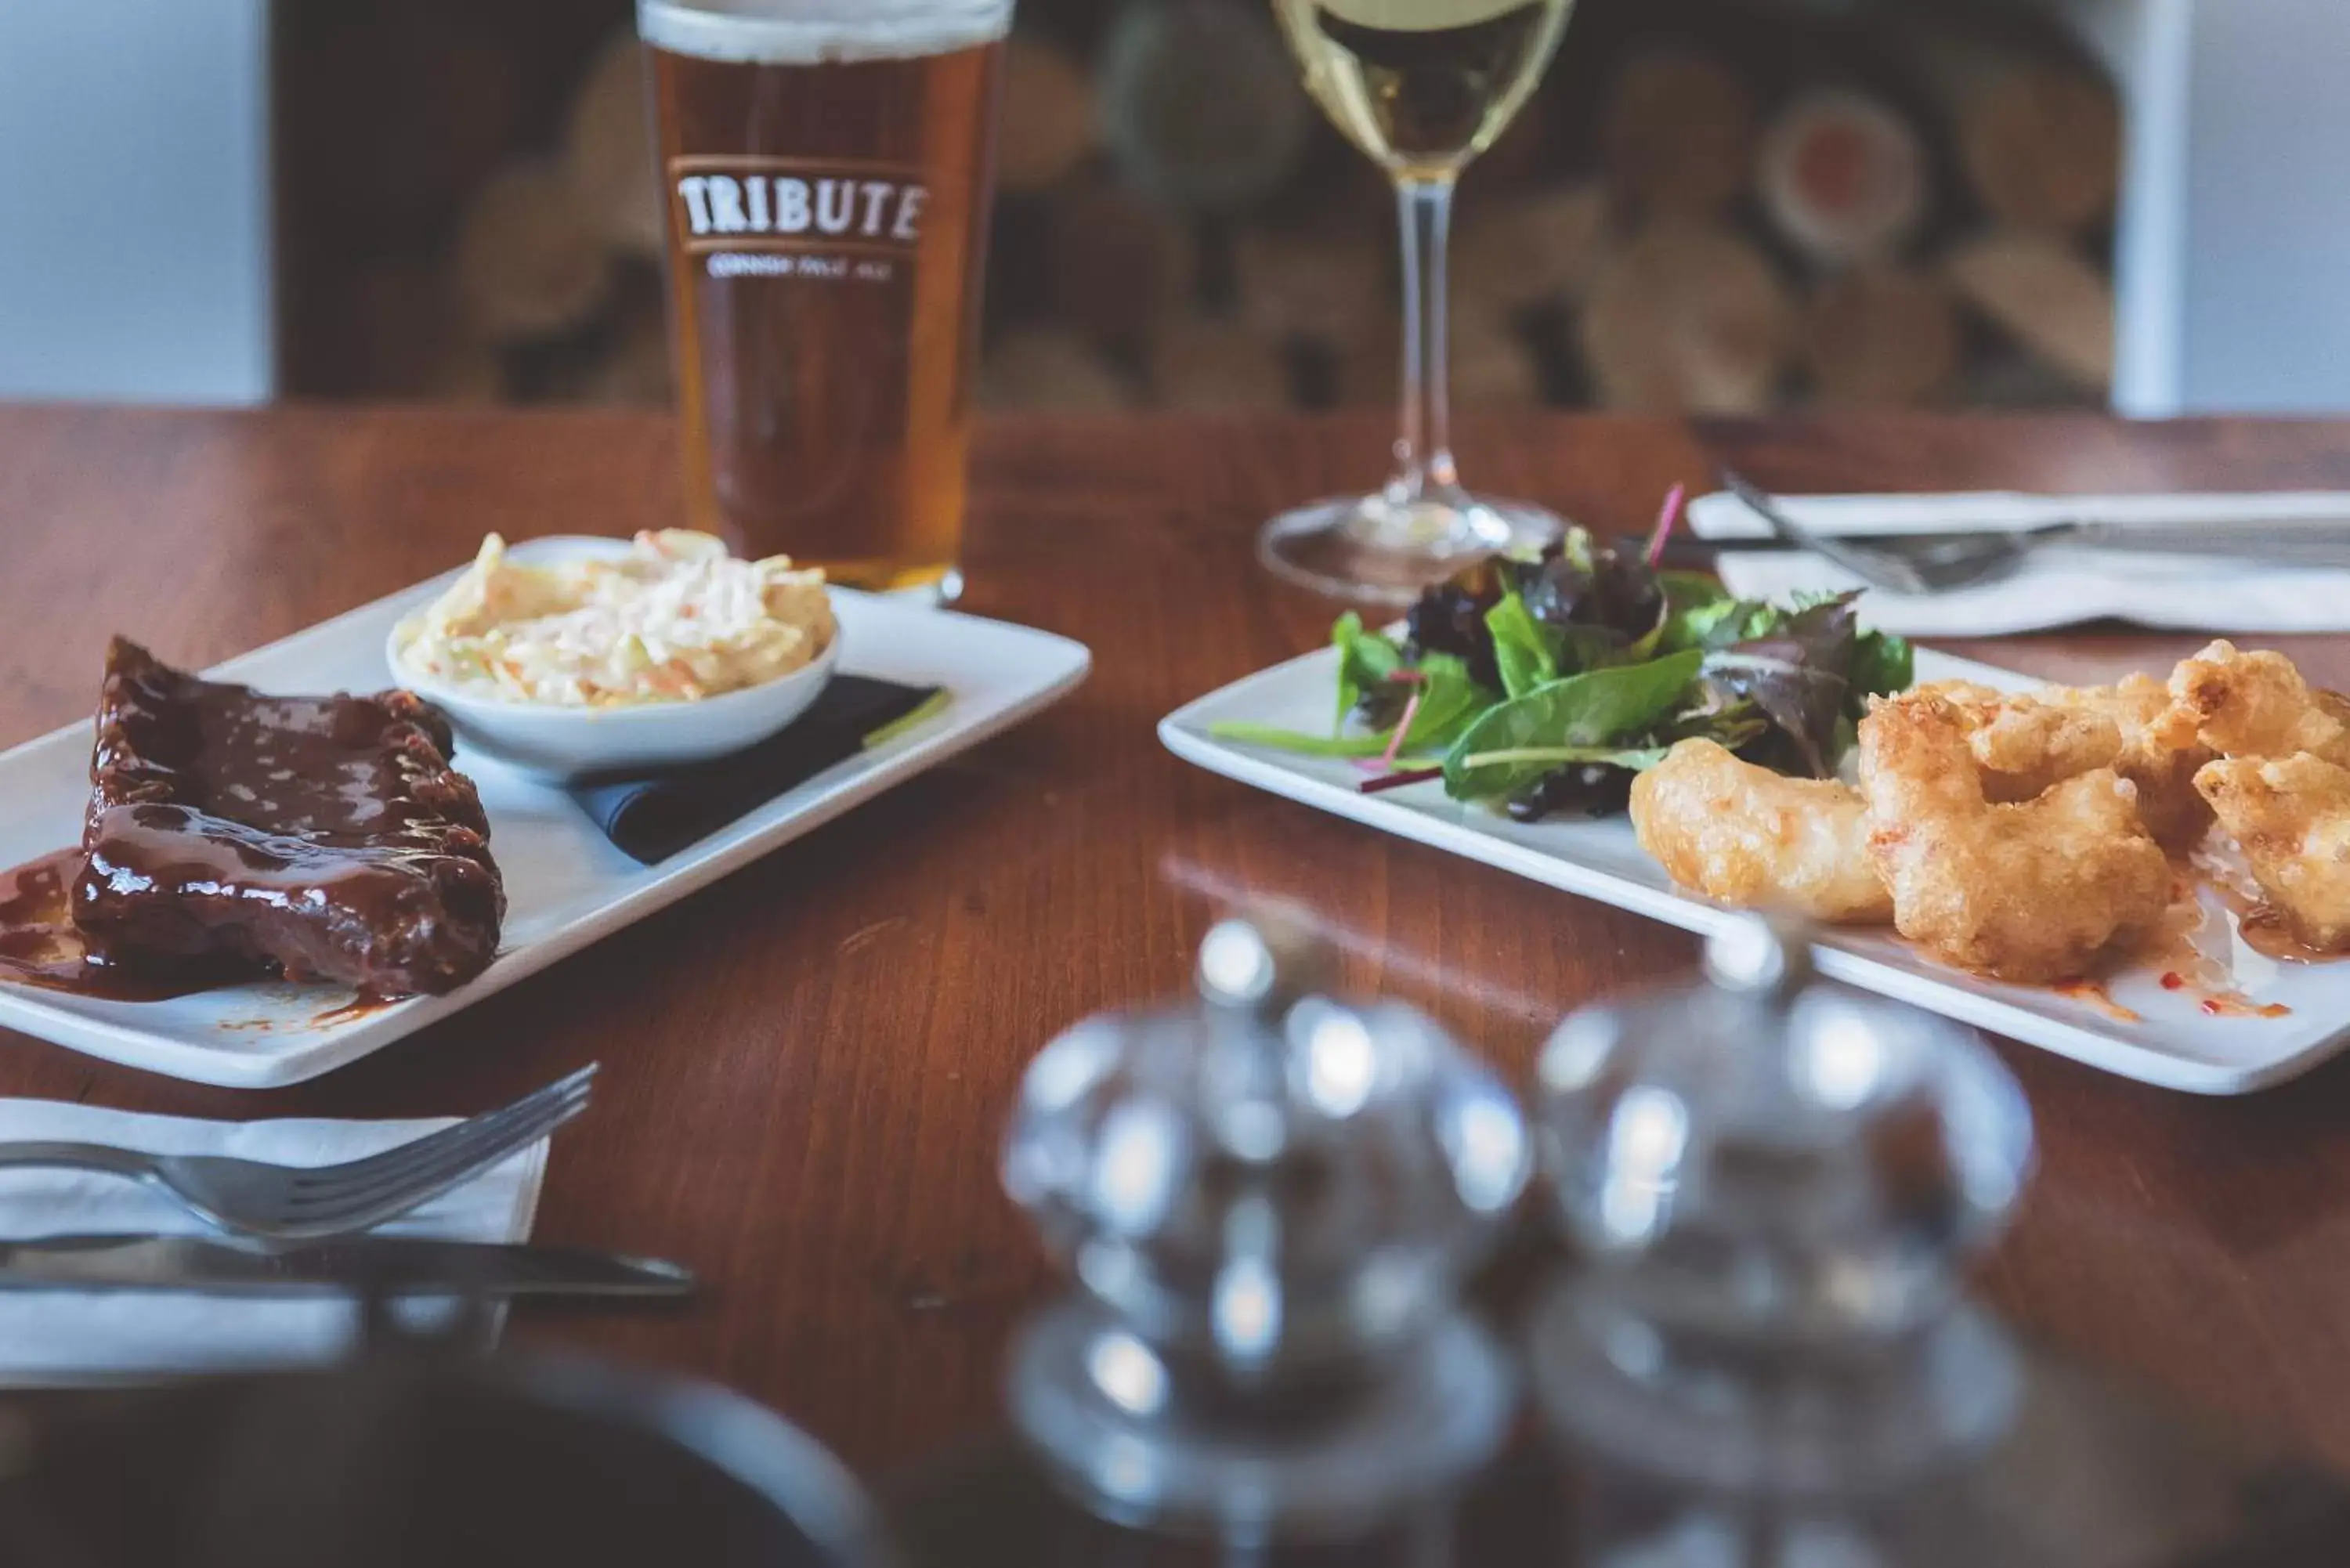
7,406,2350,1482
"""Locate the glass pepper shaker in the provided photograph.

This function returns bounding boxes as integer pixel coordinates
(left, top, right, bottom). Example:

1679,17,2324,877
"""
999,912,1531,1549
1528,916,2036,1501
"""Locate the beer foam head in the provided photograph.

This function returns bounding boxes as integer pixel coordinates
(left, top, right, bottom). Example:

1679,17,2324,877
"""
638,0,1013,64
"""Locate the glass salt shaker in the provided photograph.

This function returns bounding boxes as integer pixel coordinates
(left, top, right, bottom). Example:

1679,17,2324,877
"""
999,912,1531,1550
1528,916,2036,1501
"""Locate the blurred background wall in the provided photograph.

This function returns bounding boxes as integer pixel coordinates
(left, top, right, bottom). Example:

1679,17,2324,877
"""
2173,0,2350,414
0,0,271,403
0,0,2345,417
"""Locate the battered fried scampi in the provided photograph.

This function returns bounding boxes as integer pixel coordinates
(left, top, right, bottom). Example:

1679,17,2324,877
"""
1913,680,2124,803
1631,640,2350,980
1859,692,2170,983
1629,739,1891,926
2039,674,2214,850
1914,676,2211,848
2195,754,2350,951
2170,640,2350,950
2172,640,2350,767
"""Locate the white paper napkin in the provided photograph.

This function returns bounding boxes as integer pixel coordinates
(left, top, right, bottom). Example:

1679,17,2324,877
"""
0,1097,548,1383
1688,489,2350,637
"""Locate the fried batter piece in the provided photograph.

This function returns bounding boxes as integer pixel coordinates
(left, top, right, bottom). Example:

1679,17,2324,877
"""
1914,680,2124,803
2037,674,2214,849
2172,640,2350,766
1630,739,1892,925
1915,675,2212,847
2195,753,2350,951
1859,693,2170,981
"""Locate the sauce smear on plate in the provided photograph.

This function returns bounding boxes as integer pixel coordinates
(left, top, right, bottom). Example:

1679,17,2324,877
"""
0,847,230,1002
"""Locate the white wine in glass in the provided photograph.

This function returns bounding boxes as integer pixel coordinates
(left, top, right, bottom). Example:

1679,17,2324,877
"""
1262,0,1574,603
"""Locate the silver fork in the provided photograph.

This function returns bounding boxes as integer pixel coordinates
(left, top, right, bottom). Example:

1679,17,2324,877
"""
0,1064,595,1241
1720,468,2350,594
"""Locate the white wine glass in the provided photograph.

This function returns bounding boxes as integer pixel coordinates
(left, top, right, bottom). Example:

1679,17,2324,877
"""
1262,0,1574,604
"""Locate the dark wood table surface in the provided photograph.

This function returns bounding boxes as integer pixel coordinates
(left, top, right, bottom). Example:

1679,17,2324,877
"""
7,404,2350,1483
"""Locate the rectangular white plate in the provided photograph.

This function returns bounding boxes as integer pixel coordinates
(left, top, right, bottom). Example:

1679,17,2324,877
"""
1163,646,2346,1096
0,539,1090,1088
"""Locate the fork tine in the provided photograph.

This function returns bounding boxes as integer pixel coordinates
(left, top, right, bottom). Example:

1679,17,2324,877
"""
287,1067,597,1189
283,1081,597,1212
285,1100,588,1231
287,1066,596,1194
284,1090,591,1228
278,1097,590,1216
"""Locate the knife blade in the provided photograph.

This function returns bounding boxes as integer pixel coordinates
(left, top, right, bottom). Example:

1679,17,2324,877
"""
0,1234,695,1298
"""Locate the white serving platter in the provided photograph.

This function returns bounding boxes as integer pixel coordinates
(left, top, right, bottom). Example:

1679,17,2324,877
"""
0,538,1090,1089
1162,645,2346,1096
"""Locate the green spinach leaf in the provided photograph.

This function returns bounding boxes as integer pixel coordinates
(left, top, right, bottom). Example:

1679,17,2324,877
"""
1660,570,1731,614
1331,612,1402,730
1397,651,1493,751
1484,591,1560,699
1441,649,1704,800
1851,627,1914,703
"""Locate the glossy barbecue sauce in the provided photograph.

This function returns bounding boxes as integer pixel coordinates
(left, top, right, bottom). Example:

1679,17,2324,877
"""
2,643,504,1005
69,641,504,999
0,847,230,1001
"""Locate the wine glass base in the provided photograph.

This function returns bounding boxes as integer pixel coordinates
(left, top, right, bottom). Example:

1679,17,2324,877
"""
1258,492,1563,606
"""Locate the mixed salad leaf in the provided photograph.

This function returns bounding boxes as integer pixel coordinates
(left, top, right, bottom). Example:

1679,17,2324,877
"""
1211,504,1914,822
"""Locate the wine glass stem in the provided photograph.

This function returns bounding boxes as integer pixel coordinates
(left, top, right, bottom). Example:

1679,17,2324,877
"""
1389,175,1460,509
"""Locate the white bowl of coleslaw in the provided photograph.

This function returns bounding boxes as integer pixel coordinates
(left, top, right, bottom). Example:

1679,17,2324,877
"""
386,532,841,779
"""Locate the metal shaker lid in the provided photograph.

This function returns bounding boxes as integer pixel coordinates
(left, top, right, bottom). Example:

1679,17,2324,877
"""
1536,916,2034,1349
1002,910,1530,1385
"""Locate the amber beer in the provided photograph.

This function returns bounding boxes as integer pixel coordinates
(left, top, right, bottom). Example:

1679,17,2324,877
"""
641,0,1008,597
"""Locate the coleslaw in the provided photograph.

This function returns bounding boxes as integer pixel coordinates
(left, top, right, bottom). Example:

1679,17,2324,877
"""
392,531,835,706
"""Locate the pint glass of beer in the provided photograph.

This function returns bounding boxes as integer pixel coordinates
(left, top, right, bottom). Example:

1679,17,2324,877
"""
639,0,1009,598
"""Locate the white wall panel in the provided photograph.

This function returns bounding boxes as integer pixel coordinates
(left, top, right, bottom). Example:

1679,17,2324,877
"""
0,0,273,403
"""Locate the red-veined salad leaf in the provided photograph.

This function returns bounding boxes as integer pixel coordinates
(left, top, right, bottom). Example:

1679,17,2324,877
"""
1698,594,1881,779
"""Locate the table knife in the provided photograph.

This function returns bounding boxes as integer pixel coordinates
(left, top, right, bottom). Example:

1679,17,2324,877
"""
0,1234,695,1298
